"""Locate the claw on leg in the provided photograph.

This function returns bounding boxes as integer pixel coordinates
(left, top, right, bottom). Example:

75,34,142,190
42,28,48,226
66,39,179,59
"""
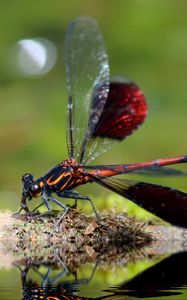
13,204,31,217
13,207,24,216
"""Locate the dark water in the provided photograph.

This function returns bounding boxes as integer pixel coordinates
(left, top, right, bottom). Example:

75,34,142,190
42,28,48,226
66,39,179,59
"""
1,251,187,300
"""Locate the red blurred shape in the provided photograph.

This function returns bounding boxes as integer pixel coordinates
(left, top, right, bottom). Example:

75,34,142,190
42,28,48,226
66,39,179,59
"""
93,81,147,140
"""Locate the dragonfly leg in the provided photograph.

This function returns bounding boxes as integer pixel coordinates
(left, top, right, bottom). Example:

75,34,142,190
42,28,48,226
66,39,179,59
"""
31,191,80,213
58,190,91,200
47,195,69,228
28,193,52,220
28,193,69,227
58,190,99,220
31,202,45,213
59,190,80,209
31,199,77,213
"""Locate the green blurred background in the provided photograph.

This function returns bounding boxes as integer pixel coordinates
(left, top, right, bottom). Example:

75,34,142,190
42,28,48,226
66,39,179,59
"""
1,1,187,298
1,0,187,216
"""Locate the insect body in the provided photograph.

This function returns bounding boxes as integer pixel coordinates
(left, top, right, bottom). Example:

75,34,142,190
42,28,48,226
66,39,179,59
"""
43,159,89,192
20,159,97,225
18,16,187,227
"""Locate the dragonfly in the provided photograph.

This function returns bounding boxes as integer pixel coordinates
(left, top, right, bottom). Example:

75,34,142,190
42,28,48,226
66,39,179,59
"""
17,16,187,228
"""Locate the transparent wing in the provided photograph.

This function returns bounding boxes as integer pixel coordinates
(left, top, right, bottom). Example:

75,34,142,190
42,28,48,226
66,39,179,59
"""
64,16,109,162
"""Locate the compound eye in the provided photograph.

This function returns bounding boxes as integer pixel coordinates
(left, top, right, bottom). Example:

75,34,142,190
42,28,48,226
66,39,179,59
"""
30,184,41,197
22,173,33,183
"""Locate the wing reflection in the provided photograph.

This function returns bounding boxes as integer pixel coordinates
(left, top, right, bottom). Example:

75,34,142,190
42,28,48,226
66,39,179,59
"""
107,251,187,298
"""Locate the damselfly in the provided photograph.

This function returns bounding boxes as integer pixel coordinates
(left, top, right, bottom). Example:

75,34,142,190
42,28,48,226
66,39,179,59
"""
18,16,187,227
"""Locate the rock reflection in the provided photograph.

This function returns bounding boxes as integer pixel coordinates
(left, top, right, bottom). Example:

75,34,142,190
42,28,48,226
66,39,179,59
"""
16,251,187,299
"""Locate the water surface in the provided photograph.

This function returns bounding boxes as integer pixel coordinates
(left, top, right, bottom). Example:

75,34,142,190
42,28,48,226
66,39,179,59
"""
1,250,187,299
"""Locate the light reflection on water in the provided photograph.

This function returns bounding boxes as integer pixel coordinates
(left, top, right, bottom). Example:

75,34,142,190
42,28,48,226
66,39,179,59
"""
0,251,187,299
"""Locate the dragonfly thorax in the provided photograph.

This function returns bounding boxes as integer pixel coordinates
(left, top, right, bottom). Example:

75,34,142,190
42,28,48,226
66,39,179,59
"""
43,159,89,192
